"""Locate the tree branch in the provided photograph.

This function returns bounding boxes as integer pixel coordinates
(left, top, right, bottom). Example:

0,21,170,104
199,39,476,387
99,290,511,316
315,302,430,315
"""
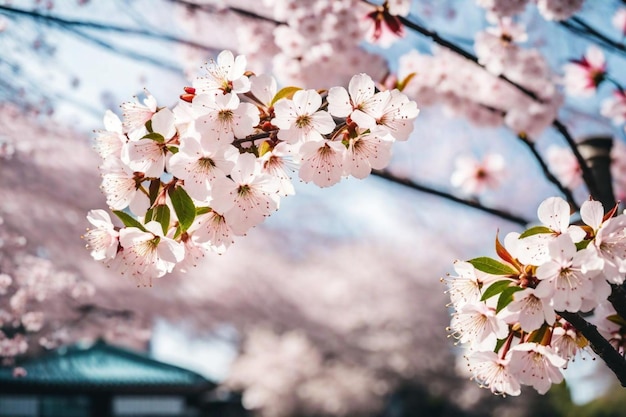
559,310,626,387
0,4,219,52
518,135,579,211
371,169,530,226
559,17,626,59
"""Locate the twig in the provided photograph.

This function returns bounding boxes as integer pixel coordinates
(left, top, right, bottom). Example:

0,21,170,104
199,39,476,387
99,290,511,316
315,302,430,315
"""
518,135,579,211
371,169,530,226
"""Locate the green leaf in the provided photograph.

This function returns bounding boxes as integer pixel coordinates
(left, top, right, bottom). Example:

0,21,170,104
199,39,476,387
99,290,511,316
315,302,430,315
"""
527,324,549,343
169,186,196,232
493,337,507,353
142,132,165,142
607,314,626,327
397,72,415,92
196,206,212,215
145,119,153,132
145,207,154,222
149,179,161,206
576,240,591,250
153,204,171,235
480,280,514,301
468,257,517,276
112,210,147,232
519,226,553,239
496,286,524,313
167,146,179,154
270,86,302,106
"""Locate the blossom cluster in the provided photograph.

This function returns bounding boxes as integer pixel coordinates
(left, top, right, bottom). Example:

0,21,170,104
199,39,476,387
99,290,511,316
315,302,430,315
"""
0,214,97,364
444,196,626,396
84,50,420,286
398,18,561,138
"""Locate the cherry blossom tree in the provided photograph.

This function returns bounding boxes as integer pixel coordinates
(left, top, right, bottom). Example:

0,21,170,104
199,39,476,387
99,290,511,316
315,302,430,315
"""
2,0,626,415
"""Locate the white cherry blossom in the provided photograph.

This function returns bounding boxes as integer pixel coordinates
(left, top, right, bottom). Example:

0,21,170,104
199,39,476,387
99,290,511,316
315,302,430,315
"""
193,50,251,95
210,153,282,236
273,89,335,145
508,343,566,395
83,209,119,262
449,302,509,349
193,93,260,144
118,221,185,286
534,234,602,312
297,140,347,188
344,126,394,179
167,132,238,202
503,288,556,332
121,89,157,134
466,350,521,396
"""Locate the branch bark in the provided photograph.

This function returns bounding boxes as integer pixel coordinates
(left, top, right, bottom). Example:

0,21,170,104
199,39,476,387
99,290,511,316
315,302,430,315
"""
559,310,626,387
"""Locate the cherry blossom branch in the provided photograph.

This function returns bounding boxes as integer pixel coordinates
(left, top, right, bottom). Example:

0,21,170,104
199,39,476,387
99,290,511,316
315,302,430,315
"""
167,0,281,25
558,310,626,387
608,283,626,323
371,169,529,226
518,135,579,211
552,120,603,203
559,17,626,58
0,4,220,52
371,4,605,205
391,10,543,102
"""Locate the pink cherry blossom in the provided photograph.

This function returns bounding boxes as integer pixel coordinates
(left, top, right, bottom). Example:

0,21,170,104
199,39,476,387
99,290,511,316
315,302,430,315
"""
601,89,626,126
167,133,238,202
83,209,119,262
536,0,584,21
118,221,185,286
475,0,529,17
450,153,505,195
193,50,251,95
535,234,602,312
503,288,556,332
297,140,348,188
210,153,282,236
193,93,260,144
612,8,626,36
563,45,607,97
508,343,566,394
273,89,335,145
466,350,521,396
546,145,582,189
344,126,394,179
442,260,489,309
449,302,509,349
121,89,157,134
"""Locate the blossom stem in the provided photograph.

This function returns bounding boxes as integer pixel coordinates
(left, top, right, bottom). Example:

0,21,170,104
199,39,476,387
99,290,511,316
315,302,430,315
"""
558,310,626,387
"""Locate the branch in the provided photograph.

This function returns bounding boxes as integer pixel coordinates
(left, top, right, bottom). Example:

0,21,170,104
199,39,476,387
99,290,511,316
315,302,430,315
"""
0,4,219,52
559,17,626,59
552,120,603,202
518,135,579,211
371,169,530,226
167,0,282,25
365,2,604,205
559,310,626,387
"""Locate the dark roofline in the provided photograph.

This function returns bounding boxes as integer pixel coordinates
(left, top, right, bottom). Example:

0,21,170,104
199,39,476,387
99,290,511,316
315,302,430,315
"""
0,339,217,395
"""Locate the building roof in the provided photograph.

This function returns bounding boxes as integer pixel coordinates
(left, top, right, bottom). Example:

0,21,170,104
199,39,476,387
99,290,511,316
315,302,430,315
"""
0,340,216,395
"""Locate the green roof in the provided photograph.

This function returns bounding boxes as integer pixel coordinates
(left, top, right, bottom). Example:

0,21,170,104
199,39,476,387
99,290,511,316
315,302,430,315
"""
0,340,215,394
